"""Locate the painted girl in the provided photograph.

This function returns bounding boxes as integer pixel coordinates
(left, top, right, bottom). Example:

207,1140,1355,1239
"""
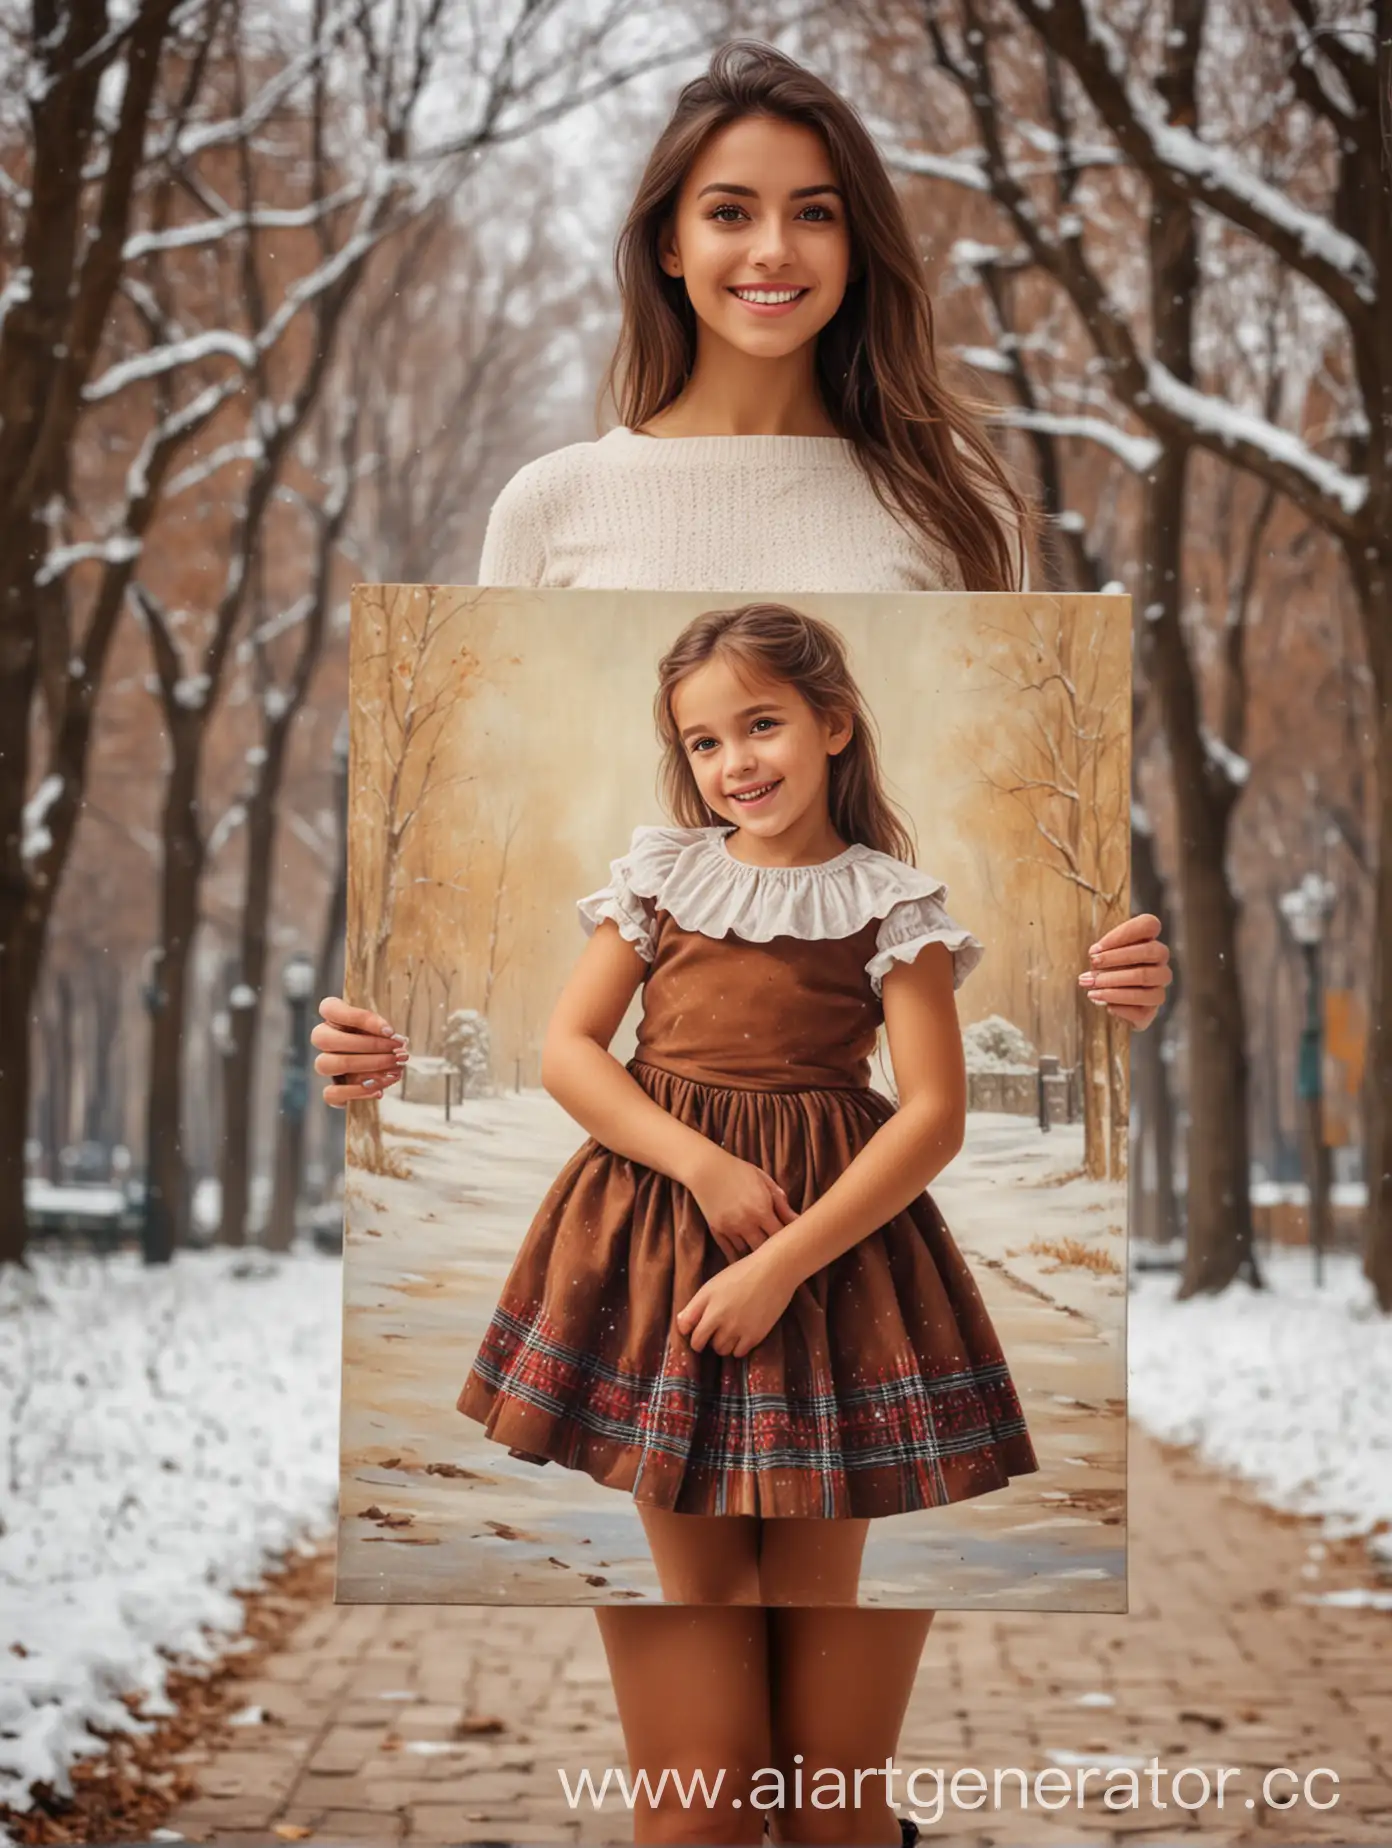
457,600,1039,1570
314,39,1170,1847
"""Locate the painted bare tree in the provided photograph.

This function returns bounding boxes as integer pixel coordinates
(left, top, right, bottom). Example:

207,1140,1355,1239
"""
969,599,1131,1178
346,586,479,1175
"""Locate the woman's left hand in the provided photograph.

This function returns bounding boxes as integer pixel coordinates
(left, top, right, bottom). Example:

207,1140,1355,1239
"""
1078,913,1172,1029
677,1248,799,1359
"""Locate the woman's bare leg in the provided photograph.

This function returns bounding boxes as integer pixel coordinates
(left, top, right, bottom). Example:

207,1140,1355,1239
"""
756,1517,871,1606
765,1606,935,1846
638,1505,763,1604
595,1605,772,1844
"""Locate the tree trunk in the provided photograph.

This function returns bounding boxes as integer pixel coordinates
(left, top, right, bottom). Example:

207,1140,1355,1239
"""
217,727,291,1247
1107,1007,1129,1182
1081,988,1111,1180
1144,446,1257,1298
0,527,39,1260
144,723,204,1262
1362,570,1392,1309
1130,815,1181,1243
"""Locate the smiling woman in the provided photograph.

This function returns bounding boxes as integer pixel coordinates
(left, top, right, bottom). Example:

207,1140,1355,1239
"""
603,95,1029,593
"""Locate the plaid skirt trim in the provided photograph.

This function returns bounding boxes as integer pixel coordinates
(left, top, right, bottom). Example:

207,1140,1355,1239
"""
463,1296,1034,1518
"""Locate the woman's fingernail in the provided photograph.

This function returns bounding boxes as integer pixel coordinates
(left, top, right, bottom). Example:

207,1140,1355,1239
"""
1088,943,1102,956
391,1032,407,1045
362,1076,378,1088
1078,973,1095,987
1087,992,1108,1006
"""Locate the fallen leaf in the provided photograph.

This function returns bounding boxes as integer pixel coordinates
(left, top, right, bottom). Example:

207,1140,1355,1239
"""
482,1518,541,1543
273,1827,315,1841
455,1714,506,1736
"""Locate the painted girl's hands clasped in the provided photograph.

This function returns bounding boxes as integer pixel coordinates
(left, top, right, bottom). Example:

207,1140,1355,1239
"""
677,1243,799,1360
685,1145,796,1261
677,1147,799,1357
677,1146,801,1357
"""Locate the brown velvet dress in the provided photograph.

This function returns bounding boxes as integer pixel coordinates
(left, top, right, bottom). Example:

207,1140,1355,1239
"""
456,842,1039,1520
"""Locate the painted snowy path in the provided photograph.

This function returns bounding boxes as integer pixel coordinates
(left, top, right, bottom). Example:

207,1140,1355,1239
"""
337,1093,1125,1609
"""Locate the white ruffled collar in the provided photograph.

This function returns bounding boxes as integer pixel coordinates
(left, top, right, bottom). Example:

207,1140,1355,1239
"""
619,824,951,945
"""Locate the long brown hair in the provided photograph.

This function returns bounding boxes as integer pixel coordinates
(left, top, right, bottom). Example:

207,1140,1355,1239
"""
600,39,1030,593
654,601,917,864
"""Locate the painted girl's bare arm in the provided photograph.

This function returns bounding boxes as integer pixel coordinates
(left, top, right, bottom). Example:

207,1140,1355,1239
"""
540,920,722,1191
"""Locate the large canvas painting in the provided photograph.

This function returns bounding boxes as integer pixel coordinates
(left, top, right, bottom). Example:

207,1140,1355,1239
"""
337,585,1131,1609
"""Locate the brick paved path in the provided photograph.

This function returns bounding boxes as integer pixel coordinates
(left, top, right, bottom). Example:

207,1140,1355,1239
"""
168,1429,1391,1846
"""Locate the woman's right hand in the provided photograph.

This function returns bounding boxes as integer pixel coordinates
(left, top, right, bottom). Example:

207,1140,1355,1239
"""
311,997,409,1107
685,1147,796,1263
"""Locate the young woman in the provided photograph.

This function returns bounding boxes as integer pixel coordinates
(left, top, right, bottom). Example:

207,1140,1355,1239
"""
314,40,1171,1847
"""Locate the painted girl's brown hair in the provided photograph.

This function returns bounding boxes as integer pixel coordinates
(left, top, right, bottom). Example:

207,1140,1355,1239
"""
601,39,1029,594
655,602,917,864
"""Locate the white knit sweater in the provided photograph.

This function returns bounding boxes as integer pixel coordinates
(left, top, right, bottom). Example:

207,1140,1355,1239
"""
476,426,991,595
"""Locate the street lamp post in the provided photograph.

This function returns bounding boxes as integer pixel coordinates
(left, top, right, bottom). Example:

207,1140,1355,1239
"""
1278,872,1337,1287
266,951,316,1252
139,945,174,1266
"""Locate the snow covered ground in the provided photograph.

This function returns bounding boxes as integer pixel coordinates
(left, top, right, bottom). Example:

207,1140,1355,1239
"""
0,1247,340,1818
2,1181,1389,1818
1129,1248,1392,1582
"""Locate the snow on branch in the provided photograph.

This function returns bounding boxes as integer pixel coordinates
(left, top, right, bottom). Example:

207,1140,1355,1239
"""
164,439,267,500
22,775,64,865
992,406,1162,474
169,0,358,160
953,344,1017,375
1143,363,1367,517
0,265,32,340
878,143,990,191
1012,0,1376,312
86,330,257,403
122,184,364,262
1146,120,1375,303
236,594,314,660
35,535,143,587
1201,727,1252,790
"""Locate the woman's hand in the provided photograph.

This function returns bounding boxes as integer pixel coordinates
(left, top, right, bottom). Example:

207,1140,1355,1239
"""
311,997,409,1106
676,1245,799,1359
685,1147,796,1263
1078,914,1172,1029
